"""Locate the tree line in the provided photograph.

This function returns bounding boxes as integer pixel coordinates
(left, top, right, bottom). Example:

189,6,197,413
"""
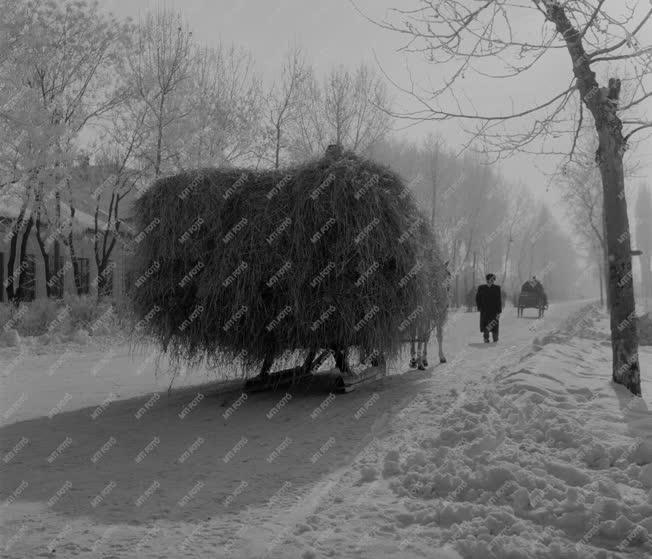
0,0,607,315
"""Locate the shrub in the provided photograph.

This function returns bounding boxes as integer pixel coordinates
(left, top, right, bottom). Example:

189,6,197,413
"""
110,297,136,330
64,294,112,330
0,296,134,340
0,303,13,332
18,298,67,336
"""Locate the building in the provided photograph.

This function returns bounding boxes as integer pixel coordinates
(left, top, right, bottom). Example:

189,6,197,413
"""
0,165,140,303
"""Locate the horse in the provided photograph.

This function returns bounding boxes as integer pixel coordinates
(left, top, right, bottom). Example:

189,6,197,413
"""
408,259,451,370
261,254,450,378
356,257,450,373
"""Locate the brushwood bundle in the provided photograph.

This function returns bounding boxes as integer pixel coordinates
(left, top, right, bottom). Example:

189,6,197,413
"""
130,149,445,372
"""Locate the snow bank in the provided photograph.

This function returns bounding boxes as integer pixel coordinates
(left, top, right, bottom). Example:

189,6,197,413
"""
378,312,652,558
2,302,650,558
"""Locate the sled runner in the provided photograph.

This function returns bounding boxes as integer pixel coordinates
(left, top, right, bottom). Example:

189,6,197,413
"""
243,349,387,394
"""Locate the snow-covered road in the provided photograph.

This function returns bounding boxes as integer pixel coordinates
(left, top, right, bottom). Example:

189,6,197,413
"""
0,300,587,426
1,300,651,558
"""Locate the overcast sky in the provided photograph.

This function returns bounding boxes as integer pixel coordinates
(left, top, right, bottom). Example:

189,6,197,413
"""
102,0,651,230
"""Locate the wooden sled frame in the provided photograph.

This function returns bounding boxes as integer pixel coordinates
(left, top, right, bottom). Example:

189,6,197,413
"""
243,348,387,394
517,292,547,319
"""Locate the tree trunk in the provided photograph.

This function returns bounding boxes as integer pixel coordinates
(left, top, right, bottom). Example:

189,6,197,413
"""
451,239,459,307
603,248,611,310
598,128,640,395
15,217,34,303
96,256,104,298
53,236,60,295
155,94,166,177
31,180,53,298
274,122,282,170
67,226,80,296
596,256,604,307
430,160,437,227
544,0,641,396
463,274,468,310
34,213,53,298
601,210,611,311
502,240,512,285
6,207,26,303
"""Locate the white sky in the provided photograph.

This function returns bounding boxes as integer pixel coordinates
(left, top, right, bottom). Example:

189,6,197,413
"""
102,0,651,235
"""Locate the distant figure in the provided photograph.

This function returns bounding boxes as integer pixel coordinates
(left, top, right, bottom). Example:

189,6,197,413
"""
533,277,548,307
476,273,502,343
533,276,543,295
325,143,343,159
466,287,477,312
521,276,542,293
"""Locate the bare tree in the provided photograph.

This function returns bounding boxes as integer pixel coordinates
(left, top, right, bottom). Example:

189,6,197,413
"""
367,0,651,395
128,7,193,178
289,63,393,159
91,97,151,299
262,45,310,169
176,43,263,169
2,0,130,301
422,133,443,227
501,187,528,286
561,143,608,306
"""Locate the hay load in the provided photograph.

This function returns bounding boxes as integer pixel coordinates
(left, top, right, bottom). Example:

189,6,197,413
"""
130,147,442,373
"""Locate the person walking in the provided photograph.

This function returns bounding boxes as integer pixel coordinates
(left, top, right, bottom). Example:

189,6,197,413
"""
476,273,502,343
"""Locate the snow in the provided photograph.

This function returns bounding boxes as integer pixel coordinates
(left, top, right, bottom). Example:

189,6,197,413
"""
1,300,651,558
0,181,104,230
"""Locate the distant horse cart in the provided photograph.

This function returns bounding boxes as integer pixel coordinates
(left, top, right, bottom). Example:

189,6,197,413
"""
517,286,548,318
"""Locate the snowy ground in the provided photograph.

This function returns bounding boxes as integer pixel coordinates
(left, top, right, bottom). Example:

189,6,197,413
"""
1,300,651,558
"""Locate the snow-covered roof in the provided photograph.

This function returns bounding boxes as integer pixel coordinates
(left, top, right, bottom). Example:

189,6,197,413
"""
0,181,108,231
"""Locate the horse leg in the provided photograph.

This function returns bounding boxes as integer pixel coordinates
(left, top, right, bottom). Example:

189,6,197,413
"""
333,348,344,371
362,346,379,367
334,348,350,374
341,348,351,374
437,322,446,363
260,350,275,378
419,340,427,369
422,324,430,367
302,348,316,375
418,326,430,369
409,325,418,368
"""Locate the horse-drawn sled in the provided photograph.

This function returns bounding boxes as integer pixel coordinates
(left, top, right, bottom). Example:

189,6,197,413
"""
130,145,449,395
516,278,548,318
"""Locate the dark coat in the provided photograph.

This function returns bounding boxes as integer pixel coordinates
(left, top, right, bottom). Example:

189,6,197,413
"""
476,284,502,317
